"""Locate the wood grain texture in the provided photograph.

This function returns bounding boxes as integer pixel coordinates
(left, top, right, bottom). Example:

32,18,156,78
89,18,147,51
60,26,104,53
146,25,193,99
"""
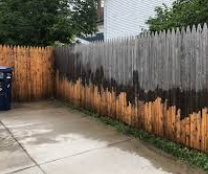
55,76,208,153
0,45,54,101
54,24,208,153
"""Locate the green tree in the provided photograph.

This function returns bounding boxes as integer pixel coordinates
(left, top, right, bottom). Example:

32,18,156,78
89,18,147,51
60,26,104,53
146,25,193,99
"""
72,0,98,36
0,0,98,46
146,0,208,32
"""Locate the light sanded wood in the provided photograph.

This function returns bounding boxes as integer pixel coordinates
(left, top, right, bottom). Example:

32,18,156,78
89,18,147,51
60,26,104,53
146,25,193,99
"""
0,45,54,101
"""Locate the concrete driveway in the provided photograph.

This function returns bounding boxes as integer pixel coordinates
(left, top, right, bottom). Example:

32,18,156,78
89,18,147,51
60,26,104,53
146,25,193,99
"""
0,100,205,174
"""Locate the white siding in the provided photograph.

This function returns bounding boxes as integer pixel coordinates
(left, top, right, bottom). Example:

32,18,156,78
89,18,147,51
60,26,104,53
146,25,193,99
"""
104,0,174,40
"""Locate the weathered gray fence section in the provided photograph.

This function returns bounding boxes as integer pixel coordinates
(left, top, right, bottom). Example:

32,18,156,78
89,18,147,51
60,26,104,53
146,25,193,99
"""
55,24,208,153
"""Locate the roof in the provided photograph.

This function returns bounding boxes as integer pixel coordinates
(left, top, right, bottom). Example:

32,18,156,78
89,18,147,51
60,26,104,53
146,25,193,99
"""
78,33,104,42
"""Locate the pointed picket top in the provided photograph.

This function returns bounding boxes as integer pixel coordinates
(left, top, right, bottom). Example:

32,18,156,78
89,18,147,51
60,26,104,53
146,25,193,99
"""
141,31,147,38
155,31,159,39
170,27,175,35
175,27,180,35
115,37,119,44
127,35,131,41
140,32,145,39
147,31,151,39
132,35,136,47
202,23,208,34
158,30,163,37
201,24,208,47
139,32,143,39
131,35,136,41
99,40,102,46
111,38,115,44
203,23,208,30
185,26,191,40
181,26,185,34
13,45,17,54
128,35,132,41
127,36,131,45
105,39,109,45
124,36,128,46
197,23,202,33
196,24,202,44
107,38,111,45
26,46,29,54
38,46,41,53
110,38,113,45
132,35,135,43
150,31,155,38
143,31,148,38
16,45,20,57
123,36,126,44
186,25,191,33
192,24,197,33
129,35,133,41
110,38,114,45
161,30,166,38
140,31,145,39
28,45,32,53
167,29,171,38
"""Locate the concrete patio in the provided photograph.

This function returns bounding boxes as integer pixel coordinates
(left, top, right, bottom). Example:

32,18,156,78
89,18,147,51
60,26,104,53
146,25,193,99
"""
0,100,205,174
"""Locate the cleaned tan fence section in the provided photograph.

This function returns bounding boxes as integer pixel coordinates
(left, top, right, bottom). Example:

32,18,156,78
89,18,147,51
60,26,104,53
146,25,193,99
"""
0,45,54,101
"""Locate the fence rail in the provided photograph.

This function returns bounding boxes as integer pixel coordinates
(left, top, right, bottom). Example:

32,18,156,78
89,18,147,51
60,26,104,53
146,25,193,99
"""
0,45,54,101
55,23,208,153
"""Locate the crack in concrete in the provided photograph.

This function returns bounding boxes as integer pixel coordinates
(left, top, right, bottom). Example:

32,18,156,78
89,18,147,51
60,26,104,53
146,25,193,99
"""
39,138,133,166
0,120,47,174
0,118,132,174
5,165,36,174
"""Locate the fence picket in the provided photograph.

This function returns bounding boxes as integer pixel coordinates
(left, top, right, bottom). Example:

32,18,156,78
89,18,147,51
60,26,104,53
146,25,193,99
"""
0,45,54,101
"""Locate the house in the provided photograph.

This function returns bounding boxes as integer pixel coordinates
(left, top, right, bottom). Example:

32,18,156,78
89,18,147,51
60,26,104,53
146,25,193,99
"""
76,33,104,44
97,0,104,34
76,0,104,44
103,0,174,40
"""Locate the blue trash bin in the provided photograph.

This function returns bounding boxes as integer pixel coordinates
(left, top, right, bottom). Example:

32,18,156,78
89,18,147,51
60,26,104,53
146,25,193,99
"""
0,66,13,111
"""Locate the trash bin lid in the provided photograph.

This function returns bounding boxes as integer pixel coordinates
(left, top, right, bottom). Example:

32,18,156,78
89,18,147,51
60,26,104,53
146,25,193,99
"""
0,66,13,73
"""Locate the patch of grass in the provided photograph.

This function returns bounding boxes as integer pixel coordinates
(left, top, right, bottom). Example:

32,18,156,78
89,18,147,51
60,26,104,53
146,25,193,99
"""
63,102,208,173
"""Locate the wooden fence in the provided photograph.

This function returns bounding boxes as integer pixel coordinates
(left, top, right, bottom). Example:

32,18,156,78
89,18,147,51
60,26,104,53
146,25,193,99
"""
54,23,208,153
0,45,54,101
